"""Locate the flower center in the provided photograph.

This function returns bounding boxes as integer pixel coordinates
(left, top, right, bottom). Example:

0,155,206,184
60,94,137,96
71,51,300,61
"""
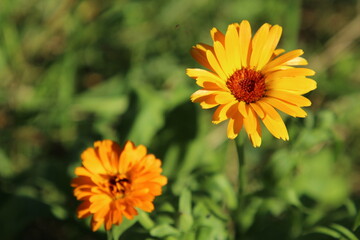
108,174,131,199
226,68,266,104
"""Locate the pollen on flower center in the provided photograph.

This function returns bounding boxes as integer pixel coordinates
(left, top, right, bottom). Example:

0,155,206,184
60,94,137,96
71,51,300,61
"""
108,175,131,199
226,68,266,104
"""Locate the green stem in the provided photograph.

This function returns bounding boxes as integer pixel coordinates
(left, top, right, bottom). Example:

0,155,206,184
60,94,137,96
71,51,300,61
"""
236,138,245,196
107,228,114,240
234,137,245,239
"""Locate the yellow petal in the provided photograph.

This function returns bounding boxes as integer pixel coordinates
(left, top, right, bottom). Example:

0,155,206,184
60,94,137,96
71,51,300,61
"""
214,92,235,104
286,57,308,66
186,68,227,89
206,50,228,80
243,106,256,136
262,97,307,117
251,119,262,147
243,107,262,147
250,23,270,69
265,68,315,81
257,25,282,70
190,89,220,102
225,23,241,71
192,75,227,90
266,77,317,94
196,79,224,90
250,102,264,118
262,49,304,73
266,90,311,107
239,20,252,68
194,93,221,109
238,101,248,118
273,48,285,57
257,100,282,121
261,114,289,140
200,102,219,109
190,91,221,109
214,41,232,76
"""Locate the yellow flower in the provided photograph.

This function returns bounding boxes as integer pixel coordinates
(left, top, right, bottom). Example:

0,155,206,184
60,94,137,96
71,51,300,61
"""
71,140,167,231
187,20,316,147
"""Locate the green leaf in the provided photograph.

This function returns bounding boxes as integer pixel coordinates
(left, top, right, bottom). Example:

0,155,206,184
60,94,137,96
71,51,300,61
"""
179,231,196,240
150,224,180,238
309,224,359,240
0,149,13,177
138,210,155,230
196,226,212,240
202,197,228,221
179,189,192,215
330,224,359,240
310,226,342,239
178,213,193,233
353,210,360,231
127,93,165,145
111,218,138,240
178,188,193,232
211,174,237,210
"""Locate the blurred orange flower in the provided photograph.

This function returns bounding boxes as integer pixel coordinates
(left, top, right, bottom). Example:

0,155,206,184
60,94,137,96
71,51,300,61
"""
71,140,167,231
187,20,316,147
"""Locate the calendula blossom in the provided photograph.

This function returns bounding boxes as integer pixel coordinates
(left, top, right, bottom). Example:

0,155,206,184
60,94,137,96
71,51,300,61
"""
71,140,167,231
187,20,316,147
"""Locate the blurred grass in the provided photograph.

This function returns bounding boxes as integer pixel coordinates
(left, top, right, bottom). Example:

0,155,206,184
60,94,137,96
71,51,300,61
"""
0,0,360,239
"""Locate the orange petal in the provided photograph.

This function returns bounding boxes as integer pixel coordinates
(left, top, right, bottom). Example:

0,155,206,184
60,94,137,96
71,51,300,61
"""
91,217,103,232
212,101,237,124
190,44,214,71
227,116,243,139
77,201,92,218
81,148,107,175
210,27,225,44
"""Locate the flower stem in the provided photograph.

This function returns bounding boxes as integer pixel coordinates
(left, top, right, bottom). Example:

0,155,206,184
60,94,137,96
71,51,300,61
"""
234,137,245,239
107,228,114,240
235,138,245,197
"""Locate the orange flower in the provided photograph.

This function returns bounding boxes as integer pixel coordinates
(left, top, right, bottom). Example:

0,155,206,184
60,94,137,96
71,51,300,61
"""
187,20,316,147
71,140,167,231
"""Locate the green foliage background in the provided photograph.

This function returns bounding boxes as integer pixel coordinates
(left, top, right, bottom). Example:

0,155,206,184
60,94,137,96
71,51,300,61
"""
1,0,360,239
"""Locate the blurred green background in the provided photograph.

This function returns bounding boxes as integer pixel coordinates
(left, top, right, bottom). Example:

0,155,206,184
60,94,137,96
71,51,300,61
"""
1,0,360,239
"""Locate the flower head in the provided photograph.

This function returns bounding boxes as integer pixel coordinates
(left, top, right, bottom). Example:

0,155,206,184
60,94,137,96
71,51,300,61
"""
71,140,167,231
187,20,316,147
